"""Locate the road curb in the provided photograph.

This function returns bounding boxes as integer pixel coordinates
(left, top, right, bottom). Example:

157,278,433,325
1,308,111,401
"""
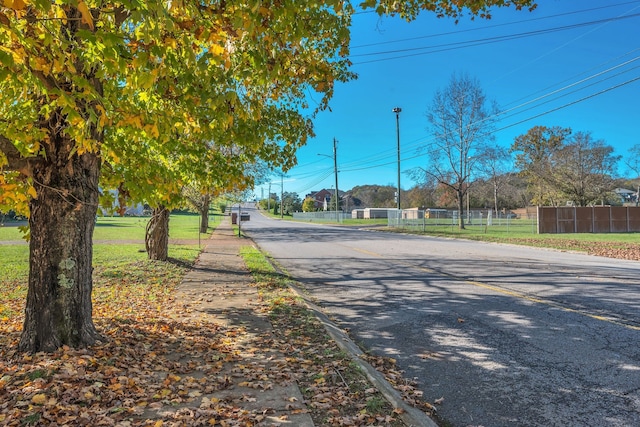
288,282,439,427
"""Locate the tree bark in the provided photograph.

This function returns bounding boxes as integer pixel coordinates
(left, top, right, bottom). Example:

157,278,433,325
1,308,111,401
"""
18,141,101,353
457,189,466,230
146,206,170,261
199,194,210,234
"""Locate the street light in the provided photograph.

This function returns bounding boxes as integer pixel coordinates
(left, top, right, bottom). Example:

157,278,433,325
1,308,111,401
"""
392,107,402,211
318,138,339,222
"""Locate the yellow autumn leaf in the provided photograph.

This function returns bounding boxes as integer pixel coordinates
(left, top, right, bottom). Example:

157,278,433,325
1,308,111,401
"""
27,185,37,199
31,393,47,405
95,104,109,127
76,1,94,30
209,43,225,57
56,6,68,25
4,0,27,11
153,388,172,398
145,124,159,138
31,56,49,73
164,37,177,49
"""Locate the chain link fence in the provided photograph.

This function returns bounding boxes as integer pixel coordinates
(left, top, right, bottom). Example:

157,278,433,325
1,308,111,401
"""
292,211,352,223
387,209,539,234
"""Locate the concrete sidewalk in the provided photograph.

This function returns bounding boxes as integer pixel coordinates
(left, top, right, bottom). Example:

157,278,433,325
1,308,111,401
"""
173,217,315,426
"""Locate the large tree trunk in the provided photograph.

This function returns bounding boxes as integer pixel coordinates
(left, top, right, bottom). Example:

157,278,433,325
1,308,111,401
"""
19,142,101,353
457,189,465,230
146,206,170,261
199,194,210,234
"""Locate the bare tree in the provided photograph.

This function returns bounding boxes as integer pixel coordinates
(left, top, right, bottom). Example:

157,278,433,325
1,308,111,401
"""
476,146,513,215
418,73,499,229
625,144,640,206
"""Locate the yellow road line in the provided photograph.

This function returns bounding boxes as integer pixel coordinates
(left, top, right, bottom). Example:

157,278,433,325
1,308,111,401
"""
348,245,640,331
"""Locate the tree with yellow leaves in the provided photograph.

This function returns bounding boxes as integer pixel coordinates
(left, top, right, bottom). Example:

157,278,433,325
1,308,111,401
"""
0,0,535,353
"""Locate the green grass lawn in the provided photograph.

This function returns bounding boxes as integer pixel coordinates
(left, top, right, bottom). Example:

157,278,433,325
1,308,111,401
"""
390,219,639,244
0,213,222,242
0,213,210,319
94,212,223,240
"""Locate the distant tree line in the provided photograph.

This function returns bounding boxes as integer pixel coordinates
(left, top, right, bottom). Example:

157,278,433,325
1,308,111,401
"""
404,73,636,229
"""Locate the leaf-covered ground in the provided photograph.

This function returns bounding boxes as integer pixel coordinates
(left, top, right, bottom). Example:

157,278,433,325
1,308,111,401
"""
0,259,246,426
5,236,632,426
492,238,640,261
0,249,433,426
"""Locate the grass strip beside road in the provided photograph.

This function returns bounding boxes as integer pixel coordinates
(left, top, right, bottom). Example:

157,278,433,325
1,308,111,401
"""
387,226,640,260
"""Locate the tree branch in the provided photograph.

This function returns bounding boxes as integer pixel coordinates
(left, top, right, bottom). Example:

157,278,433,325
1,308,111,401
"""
0,134,30,174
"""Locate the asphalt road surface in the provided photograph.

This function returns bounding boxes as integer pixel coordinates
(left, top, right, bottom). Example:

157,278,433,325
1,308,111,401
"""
240,205,640,427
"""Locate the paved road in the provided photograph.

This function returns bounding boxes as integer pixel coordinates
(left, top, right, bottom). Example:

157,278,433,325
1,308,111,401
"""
241,206,640,427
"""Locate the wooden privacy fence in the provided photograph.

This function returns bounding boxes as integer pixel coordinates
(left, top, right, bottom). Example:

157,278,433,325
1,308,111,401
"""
538,206,640,233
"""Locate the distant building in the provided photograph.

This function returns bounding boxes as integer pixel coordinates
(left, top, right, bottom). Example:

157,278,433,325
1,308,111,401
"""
305,189,345,211
362,208,398,219
614,188,637,204
98,188,145,216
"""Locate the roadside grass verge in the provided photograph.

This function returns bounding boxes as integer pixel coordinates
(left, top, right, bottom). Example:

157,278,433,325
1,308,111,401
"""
0,213,222,242
240,246,420,426
384,223,640,260
407,223,639,243
254,213,638,258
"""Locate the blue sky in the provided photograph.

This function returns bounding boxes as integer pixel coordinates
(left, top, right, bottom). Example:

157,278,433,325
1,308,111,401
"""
256,1,640,200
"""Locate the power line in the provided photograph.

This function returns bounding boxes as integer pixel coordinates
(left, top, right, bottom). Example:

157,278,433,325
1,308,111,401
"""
287,73,640,177
342,75,640,172
290,168,334,195
317,48,640,173
284,5,640,187
350,13,640,64
498,56,640,117
351,1,640,49
494,75,640,134
500,48,640,109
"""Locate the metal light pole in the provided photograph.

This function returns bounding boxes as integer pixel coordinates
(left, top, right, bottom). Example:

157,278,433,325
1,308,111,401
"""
318,138,339,222
267,182,271,211
333,138,339,221
392,107,402,211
